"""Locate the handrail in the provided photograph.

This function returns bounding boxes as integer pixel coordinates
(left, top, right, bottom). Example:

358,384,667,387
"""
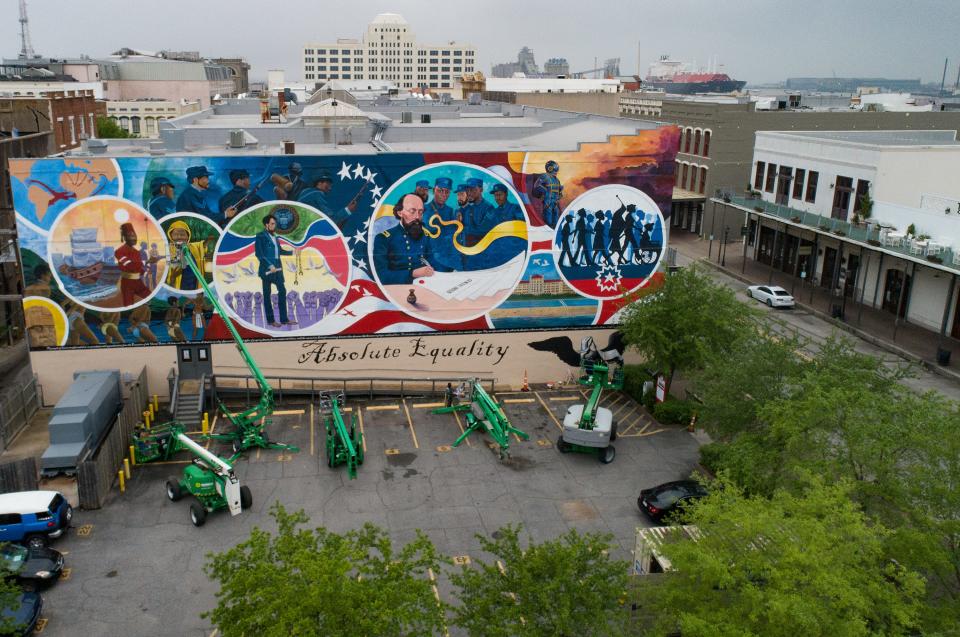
196,372,207,418
169,367,180,416
211,373,495,401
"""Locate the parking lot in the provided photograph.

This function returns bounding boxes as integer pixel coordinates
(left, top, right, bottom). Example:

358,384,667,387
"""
32,388,699,637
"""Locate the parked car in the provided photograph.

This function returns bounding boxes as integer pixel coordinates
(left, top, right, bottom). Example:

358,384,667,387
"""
0,591,42,636
0,491,72,549
638,480,709,523
746,285,796,308
0,544,64,588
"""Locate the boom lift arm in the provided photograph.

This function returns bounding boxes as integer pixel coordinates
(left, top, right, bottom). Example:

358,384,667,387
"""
178,244,298,453
434,379,529,459
319,393,364,479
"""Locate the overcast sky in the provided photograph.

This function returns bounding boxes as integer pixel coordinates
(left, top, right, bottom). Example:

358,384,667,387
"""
4,0,960,85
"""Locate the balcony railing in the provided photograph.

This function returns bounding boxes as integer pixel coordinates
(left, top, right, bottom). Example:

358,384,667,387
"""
715,190,959,272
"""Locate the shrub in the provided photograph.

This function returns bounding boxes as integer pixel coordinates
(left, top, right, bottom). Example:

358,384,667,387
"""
622,364,650,405
653,398,696,425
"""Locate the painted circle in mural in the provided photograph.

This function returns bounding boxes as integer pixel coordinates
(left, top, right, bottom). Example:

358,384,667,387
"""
212,201,352,335
47,196,169,312
552,185,665,300
159,212,222,297
367,161,530,324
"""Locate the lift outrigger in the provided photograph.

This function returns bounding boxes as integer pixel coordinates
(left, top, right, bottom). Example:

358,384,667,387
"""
177,244,298,454
434,379,529,459
318,392,364,479
557,337,624,464
163,432,251,527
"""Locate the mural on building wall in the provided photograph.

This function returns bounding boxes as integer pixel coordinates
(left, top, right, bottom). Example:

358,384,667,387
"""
11,128,678,350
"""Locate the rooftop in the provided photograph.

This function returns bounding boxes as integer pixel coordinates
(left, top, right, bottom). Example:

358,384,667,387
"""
758,129,960,147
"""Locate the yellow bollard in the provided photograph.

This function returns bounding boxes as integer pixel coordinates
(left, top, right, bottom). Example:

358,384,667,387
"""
123,458,131,479
145,412,151,429
149,402,156,419
202,412,209,436
118,470,125,493
129,445,136,465
153,394,159,412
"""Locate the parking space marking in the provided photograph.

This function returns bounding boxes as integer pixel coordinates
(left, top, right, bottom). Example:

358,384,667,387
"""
309,405,315,455
452,411,472,447
436,445,453,453
502,398,534,404
357,409,367,453
548,396,579,401
534,391,563,431
612,400,635,419
427,568,450,637
34,618,47,632
385,448,400,455
76,524,93,537
208,630,219,637
413,402,444,409
366,404,400,412
273,409,305,416
60,568,72,581
452,555,471,565
402,400,420,449
618,412,645,436
536,439,553,447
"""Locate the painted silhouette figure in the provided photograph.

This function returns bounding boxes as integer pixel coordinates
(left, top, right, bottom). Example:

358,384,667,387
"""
609,205,627,264
572,209,594,266
558,214,575,267
592,210,613,265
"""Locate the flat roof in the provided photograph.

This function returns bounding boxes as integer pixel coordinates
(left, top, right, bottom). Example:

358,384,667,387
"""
758,129,960,147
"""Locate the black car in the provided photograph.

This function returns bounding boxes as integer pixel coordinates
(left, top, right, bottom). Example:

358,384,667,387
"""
0,544,63,588
0,591,42,636
638,480,708,523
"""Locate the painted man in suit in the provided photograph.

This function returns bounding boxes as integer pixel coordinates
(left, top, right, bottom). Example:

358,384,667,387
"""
254,214,298,327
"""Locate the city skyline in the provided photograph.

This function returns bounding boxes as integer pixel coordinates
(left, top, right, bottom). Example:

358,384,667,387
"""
2,0,959,86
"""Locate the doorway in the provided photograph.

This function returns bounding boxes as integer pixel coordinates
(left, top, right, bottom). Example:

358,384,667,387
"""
177,344,213,380
882,269,911,318
832,176,854,220
821,247,838,289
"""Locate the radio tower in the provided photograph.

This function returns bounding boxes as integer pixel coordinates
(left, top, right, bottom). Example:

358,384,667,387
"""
18,0,37,60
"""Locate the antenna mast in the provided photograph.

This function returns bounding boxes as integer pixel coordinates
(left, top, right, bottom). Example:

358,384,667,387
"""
18,0,37,60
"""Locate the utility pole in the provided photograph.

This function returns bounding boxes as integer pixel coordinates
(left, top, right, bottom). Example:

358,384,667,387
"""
18,0,37,60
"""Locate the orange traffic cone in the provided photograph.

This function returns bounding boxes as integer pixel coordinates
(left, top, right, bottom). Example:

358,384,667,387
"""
521,369,530,392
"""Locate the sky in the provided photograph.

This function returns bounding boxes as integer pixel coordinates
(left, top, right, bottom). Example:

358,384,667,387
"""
4,0,960,85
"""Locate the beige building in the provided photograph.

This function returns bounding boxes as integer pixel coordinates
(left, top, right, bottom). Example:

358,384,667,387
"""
302,13,476,91
105,99,200,138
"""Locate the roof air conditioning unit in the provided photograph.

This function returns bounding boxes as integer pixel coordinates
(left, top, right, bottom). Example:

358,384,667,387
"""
420,113,431,124
229,129,245,148
401,111,413,123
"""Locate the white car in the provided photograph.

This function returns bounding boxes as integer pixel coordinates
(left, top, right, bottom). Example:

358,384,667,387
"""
747,285,795,308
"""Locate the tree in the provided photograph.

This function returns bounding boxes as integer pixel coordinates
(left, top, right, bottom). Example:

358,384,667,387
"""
620,265,757,394
203,504,447,637
449,525,630,637
0,555,28,636
646,477,925,637
95,116,130,139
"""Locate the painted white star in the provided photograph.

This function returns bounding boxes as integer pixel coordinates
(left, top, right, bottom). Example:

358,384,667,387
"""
337,162,352,181
370,198,381,210
369,184,383,199
364,168,377,183
352,163,366,179
361,218,371,231
352,230,367,244
352,257,366,269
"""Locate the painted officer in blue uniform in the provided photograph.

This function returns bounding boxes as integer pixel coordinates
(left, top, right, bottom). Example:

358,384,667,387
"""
297,171,358,228
147,177,176,217
176,166,217,222
490,183,525,222
373,193,446,285
455,183,469,215
533,160,564,227
462,178,495,247
414,179,430,202
218,169,263,223
425,177,463,271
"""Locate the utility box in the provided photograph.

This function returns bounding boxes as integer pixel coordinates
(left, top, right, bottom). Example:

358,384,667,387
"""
41,370,122,476
401,112,413,124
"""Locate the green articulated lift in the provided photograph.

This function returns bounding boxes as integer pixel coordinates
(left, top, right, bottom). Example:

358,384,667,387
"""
164,432,251,527
318,392,364,479
557,337,624,464
434,379,529,459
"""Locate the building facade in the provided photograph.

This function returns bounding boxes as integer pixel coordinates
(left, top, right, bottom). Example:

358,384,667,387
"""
302,13,476,91
211,58,251,95
543,58,570,78
1,90,104,153
106,99,200,138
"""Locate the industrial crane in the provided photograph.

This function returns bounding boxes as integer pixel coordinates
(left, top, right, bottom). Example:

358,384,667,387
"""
434,380,529,459
557,337,624,463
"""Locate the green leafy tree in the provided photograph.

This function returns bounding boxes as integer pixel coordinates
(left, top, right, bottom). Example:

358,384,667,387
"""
449,525,630,637
620,265,757,394
95,116,131,139
647,477,925,637
0,549,27,636
203,503,447,637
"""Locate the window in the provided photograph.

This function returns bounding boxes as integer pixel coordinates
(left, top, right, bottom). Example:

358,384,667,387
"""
681,164,689,189
684,128,692,153
130,116,140,135
181,348,192,362
805,171,818,202
853,179,870,214
693,130,701,155
699,167,707,194
793,169,806,199
0,513,21,525
764,163,777,192
702,130,710,157
754,161,765,189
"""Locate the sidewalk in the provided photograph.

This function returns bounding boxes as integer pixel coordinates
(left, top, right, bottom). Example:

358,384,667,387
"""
669,232,960,384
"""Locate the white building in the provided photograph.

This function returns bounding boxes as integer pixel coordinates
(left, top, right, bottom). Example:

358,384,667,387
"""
735,129,960,337
105,98,200,138
484,77,621,94
302,13,475,91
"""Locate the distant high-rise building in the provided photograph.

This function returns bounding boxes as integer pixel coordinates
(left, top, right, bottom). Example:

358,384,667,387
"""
544,58,569,77
492,47,540,78
301,13,476,91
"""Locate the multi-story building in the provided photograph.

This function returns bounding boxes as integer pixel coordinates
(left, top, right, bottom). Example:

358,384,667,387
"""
301,13,476,91
543,58,570,78
105,98,201,138
212,57,251,95
0,90,104,153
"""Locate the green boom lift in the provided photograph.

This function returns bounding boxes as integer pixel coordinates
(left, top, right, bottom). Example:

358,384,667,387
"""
178,244,298,454
557,337,624,464
434,379,529,459
318,392,364,479
164,432,252,527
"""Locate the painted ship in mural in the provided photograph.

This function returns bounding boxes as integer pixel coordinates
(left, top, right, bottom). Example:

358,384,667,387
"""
57,228,121,285
643,55,746,94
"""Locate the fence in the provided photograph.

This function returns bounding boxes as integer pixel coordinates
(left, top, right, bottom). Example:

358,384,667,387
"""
0,457,38,494
77,368,149,510
0,375,41,452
